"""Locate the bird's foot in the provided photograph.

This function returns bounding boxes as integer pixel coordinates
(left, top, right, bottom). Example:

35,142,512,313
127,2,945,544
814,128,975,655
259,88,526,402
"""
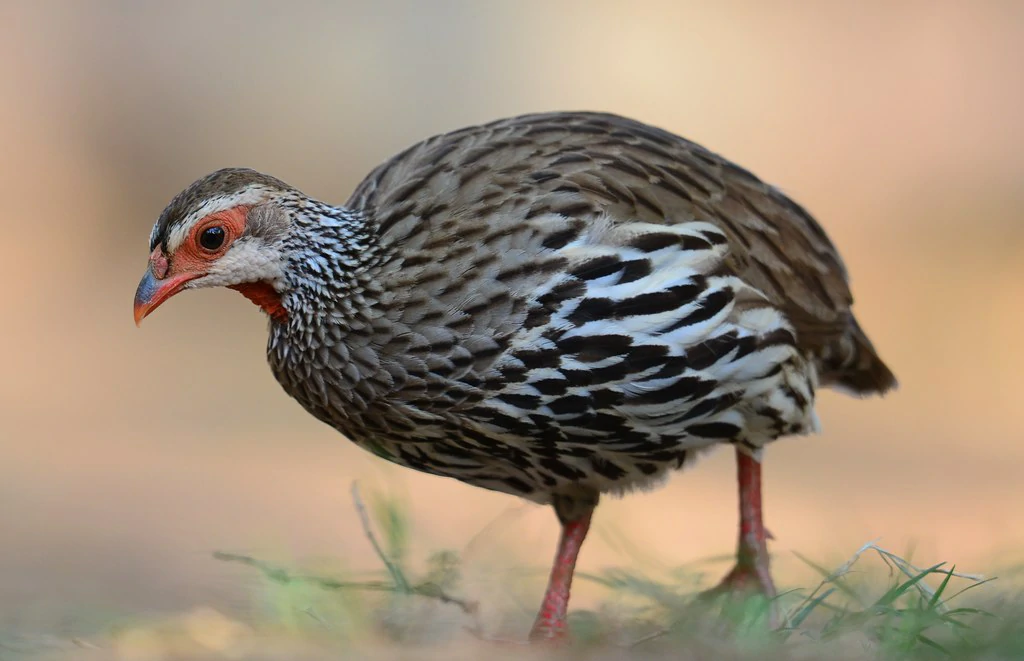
700,559,780,628
527,616,569,644
702,562,775,597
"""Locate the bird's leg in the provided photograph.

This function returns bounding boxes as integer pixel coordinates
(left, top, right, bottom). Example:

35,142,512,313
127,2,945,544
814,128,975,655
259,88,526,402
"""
704,449,777,614
528,492,598,642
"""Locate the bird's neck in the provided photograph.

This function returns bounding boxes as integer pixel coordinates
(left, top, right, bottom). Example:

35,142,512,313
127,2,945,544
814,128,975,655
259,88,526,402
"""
267,202,396,414
270,202,395,366
279,202,384,319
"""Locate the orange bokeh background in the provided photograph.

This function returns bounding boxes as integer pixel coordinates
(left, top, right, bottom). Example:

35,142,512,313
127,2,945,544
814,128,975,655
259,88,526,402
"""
1,0,1022,629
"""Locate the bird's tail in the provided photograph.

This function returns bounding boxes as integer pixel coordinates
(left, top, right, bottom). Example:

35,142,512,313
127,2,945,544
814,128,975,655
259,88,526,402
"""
821,316,897,396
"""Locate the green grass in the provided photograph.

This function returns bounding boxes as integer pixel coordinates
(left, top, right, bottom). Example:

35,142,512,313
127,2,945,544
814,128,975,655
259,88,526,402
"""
4,486,1023,660
202,485,1023,659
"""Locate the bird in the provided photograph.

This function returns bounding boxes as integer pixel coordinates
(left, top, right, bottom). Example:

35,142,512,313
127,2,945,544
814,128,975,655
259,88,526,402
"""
133,111,896,640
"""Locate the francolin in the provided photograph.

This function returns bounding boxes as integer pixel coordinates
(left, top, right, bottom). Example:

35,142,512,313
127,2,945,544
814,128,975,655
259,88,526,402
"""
134,112,895,639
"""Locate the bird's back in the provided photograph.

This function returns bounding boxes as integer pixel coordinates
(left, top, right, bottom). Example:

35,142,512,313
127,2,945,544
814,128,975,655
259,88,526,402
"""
348,111,895,396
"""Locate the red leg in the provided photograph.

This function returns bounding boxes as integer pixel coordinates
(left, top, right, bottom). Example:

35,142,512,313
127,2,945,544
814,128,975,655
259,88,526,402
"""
704,449,777,614
528,508,593,642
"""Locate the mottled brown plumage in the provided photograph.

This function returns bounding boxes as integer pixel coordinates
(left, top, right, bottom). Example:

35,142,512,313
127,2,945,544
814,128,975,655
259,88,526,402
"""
135,111,895,640
347,112,894,395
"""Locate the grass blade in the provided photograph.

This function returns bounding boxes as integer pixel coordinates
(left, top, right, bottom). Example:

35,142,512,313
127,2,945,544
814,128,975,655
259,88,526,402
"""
786,587,836,630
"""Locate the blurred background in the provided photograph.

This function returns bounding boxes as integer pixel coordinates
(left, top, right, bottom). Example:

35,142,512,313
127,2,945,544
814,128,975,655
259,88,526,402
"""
1,0,1022,640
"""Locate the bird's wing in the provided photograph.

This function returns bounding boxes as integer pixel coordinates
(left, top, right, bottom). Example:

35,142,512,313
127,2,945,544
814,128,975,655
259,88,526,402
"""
349,111,894,394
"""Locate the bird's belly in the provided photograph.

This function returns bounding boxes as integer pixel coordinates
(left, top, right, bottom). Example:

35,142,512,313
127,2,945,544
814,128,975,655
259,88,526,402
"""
272,348,818,503
270,333,820,503
331,348,819,503
333,415,713,503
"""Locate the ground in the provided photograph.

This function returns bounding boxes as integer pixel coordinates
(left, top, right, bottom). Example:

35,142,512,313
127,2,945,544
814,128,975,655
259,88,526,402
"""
3,491,1022,661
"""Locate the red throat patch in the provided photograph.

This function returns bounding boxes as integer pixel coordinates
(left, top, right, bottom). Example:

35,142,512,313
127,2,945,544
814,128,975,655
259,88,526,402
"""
229,282,289,323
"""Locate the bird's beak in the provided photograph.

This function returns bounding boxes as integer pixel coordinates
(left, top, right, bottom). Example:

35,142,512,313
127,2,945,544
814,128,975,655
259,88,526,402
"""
133,266,199,327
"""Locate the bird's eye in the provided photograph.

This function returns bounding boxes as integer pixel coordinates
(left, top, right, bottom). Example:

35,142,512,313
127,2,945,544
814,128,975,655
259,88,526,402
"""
199,226,226,251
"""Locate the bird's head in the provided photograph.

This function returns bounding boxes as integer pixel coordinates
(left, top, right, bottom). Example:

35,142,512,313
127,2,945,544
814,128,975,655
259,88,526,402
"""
134,168,298,326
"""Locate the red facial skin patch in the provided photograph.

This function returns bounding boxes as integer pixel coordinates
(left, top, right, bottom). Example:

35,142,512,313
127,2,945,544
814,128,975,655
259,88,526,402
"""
137,205,289,324
168,205,251,275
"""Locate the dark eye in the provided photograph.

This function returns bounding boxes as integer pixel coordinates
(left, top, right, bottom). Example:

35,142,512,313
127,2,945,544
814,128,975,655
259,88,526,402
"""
199,226,225,250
